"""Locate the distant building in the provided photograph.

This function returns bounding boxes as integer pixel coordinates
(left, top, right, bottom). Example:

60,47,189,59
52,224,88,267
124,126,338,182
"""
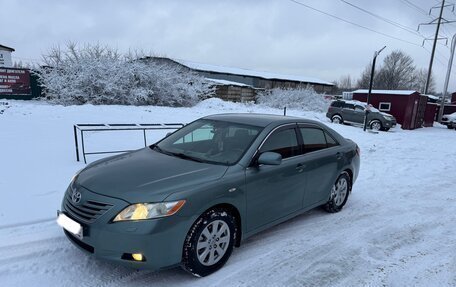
352,89,428,130
451,92,456,104
0,44,14,67
144,57,334,102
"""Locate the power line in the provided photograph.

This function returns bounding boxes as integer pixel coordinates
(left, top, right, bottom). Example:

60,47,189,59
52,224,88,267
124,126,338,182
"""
289,0,422,47
339,0,425,38
423,45,447,66
400,0,429,16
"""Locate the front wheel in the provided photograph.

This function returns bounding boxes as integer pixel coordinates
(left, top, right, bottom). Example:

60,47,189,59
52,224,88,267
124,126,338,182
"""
324,172,351,213
181,209,237,277
369,120,382,131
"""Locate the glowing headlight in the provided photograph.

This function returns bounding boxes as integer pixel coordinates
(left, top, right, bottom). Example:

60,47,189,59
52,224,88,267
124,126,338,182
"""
113,200,186,222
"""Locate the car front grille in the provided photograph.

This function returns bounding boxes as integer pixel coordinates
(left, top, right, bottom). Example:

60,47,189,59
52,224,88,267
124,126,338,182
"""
64,190,113,223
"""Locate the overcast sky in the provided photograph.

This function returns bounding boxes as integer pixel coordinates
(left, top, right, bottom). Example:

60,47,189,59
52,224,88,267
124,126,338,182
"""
1,0,455,93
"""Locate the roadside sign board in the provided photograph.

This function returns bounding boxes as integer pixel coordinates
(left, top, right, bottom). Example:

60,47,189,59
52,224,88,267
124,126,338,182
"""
0,68,31,96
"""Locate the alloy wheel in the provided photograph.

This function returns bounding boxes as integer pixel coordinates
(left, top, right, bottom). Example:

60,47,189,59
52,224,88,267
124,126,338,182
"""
370,121,381,131
196,220,231,266
331,177,348,206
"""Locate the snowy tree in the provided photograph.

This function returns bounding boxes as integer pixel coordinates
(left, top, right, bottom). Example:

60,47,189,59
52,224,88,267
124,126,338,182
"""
412,68,436,94
37,43,213,106
256,86,330,112
375,50,416,90
356,50,435,93
356,63,377,89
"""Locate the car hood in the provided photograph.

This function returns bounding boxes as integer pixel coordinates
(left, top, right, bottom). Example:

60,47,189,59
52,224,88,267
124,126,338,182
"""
380,112,394,118
76,148,228,203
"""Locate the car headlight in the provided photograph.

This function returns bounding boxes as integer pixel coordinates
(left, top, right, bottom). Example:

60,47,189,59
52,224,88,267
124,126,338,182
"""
113,200,186,222
70,169,83,186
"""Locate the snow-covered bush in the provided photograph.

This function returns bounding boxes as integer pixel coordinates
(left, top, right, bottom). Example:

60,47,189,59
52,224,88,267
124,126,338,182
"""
257,86,330,112
37,44,213,106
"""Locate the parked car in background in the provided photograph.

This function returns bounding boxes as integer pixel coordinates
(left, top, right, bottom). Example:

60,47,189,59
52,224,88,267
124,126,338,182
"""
441,112,456,129
326,99,396,131
57,113,360,277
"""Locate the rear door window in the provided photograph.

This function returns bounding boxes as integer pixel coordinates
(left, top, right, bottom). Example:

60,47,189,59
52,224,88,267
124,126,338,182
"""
354,105,365,112
300,128,339,153
300,128,327,153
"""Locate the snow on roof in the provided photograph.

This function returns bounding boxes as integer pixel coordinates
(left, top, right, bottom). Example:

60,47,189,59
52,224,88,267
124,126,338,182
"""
0,44,15,52
174,59,334,86
425,94,439,100
206,78,252,87
352,89,418,95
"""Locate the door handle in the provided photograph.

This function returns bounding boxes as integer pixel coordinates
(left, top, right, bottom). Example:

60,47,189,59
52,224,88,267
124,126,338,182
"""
296,163,306,172
336,152,343,160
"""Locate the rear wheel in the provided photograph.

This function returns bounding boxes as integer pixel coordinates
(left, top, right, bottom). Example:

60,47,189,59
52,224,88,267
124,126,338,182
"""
324,172,351,213
181,209,237,277
331,115,343,124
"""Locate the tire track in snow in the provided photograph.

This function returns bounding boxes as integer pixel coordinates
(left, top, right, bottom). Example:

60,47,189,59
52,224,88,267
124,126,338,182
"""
0,218,55,230
0,237,67,267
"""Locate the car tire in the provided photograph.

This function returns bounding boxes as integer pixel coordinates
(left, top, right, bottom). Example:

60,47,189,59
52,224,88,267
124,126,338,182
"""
331,115,343,124
447,125,453,129
369,120,382,131
324,172,351,213
181,208,237,277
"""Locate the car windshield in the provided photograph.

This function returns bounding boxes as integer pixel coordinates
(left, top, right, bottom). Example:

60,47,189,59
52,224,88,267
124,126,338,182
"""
153,119,263,165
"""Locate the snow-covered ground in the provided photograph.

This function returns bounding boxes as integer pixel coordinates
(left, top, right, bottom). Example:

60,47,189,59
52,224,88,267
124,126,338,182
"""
0,99,455,286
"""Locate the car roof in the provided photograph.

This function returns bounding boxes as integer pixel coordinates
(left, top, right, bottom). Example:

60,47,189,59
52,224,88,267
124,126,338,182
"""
333,99,366,106
202,113,320,127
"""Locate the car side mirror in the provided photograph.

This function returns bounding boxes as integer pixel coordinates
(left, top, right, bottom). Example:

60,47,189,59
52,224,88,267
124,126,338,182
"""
258,152,282,165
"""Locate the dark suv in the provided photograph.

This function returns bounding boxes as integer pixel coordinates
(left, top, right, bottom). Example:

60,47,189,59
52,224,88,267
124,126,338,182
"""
326,100,396,131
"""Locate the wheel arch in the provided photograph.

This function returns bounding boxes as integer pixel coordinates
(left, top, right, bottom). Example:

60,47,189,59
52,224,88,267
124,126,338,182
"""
199,203,242,247
342,168,353,193
331,113,343,121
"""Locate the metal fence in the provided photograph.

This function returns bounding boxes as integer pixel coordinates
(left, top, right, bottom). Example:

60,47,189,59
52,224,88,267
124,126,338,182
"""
73,123,185,164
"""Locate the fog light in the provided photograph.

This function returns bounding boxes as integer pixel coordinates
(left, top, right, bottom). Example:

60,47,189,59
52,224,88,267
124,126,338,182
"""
122,253,146,262
132,253,143,261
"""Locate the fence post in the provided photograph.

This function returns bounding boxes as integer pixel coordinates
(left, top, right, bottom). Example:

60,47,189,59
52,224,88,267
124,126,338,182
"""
74,125,80,162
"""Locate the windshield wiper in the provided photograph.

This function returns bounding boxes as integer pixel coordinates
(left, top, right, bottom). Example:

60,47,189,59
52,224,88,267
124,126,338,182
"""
170,152,205,163
151,145,207,163
151,145,172,156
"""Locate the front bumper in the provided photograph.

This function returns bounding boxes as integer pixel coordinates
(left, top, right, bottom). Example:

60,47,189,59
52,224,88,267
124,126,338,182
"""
60,185,193,270
383,119,396,128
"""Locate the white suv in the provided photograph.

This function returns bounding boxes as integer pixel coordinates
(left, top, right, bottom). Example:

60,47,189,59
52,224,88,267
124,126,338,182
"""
441,112,456,129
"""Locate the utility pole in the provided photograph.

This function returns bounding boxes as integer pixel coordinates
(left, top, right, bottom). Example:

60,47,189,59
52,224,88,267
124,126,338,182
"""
438,34,456,122
425,0,445,94
363,46,386,132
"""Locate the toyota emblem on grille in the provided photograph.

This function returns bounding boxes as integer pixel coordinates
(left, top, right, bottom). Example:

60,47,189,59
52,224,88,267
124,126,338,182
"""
71,190,82,204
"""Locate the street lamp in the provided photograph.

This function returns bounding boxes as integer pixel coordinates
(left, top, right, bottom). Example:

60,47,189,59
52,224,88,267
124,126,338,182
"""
363,46,386,131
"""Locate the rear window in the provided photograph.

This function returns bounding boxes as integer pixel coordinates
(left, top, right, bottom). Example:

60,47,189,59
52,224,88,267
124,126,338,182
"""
331,101,344,108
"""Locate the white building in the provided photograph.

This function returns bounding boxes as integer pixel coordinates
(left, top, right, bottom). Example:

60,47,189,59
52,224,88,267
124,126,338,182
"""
0,44,14,67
